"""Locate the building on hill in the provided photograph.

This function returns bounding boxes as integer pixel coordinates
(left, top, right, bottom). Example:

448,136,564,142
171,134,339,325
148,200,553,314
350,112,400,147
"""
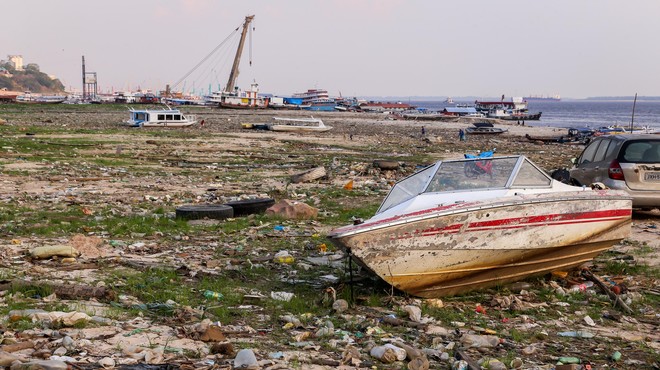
7,55,23,71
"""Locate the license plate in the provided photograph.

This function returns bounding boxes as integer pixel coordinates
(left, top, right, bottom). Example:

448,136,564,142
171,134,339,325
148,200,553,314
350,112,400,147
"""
644,172,660,181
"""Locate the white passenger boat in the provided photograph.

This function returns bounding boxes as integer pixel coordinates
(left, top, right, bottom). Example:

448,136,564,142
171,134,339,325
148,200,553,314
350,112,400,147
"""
328,155,632,297
267,117,332,132
124,107,197,127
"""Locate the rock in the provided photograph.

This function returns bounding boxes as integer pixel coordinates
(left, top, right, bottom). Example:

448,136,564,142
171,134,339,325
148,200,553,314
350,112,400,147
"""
404,305,422,322
61,336,75,351
332,299,349,313
10,360,69,370
425,325,451,336
200,324,226,342
265,199,318,219
98,357,115,369
0,351,21,367
210,342,235,356
69,234,104,258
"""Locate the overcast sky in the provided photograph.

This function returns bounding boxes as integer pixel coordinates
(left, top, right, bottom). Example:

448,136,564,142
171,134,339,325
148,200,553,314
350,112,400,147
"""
3,0,660,99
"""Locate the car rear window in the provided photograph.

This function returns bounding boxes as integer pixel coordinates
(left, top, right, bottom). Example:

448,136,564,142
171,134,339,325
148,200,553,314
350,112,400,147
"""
619,140,660,163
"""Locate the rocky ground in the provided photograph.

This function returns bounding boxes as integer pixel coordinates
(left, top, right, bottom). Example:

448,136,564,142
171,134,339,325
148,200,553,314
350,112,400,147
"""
0,105,658,370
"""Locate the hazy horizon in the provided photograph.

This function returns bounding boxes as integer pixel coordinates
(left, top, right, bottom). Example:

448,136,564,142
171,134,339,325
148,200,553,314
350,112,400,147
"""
3,0,660,99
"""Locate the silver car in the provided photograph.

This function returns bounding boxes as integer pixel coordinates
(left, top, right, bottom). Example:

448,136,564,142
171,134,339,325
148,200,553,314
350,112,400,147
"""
569,134,660,209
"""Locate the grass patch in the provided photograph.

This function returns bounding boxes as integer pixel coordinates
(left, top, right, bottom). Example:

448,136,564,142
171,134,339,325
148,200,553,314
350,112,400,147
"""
601,261,659,278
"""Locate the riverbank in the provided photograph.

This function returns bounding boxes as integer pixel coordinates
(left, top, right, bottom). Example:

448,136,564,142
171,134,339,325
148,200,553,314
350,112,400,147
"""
0,105,658,369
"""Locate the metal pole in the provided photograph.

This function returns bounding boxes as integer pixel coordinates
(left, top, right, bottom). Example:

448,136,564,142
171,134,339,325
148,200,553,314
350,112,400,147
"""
630,93,637,133
82,56,86,100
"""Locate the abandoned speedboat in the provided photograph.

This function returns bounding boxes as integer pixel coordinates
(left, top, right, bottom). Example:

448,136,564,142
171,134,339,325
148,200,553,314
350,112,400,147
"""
267,116,332,132
328,155,632,298
124,107,197,127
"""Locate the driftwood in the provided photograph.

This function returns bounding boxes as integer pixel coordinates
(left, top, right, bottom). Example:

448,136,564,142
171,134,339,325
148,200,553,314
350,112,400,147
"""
582,270,633,314
455,349,481,370
1,341,35,353
381,315,427,329
0,279,116,301
290,166,326,183
310,358,341,366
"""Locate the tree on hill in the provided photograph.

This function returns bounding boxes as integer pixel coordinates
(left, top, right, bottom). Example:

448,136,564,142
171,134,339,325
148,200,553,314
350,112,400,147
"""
0,62,65,93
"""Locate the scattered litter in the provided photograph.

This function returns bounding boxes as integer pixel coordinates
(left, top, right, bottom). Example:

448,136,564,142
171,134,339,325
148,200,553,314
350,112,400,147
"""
271,291,294,301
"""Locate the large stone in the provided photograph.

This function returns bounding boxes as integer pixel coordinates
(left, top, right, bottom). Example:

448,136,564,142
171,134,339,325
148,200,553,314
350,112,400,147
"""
265,200,318,219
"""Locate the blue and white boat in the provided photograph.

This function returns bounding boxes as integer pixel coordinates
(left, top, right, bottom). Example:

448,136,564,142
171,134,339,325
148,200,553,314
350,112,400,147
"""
124,106,197,127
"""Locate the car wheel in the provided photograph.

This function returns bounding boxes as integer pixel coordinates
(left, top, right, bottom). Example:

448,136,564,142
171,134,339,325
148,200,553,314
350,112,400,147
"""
175,204,234,220
224,198,275,216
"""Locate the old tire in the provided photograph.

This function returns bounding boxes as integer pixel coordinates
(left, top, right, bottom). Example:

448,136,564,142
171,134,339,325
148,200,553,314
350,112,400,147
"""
373,160,399,170
175,204,234,220
225,198,275,216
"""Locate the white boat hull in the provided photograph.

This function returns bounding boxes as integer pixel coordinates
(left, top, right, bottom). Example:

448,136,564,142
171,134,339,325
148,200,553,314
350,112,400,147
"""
330,194,631,297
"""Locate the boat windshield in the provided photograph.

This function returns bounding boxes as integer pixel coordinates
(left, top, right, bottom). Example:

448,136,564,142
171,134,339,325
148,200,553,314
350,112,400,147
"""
377,156,552,214
378,165,436,213
426,157,519,192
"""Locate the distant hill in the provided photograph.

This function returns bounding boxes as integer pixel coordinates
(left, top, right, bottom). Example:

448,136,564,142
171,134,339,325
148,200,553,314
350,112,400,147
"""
0,62,65,94
584,96,660,101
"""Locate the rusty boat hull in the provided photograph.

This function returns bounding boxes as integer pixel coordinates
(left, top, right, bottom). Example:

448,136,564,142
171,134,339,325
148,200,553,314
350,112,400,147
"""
328,156,632,298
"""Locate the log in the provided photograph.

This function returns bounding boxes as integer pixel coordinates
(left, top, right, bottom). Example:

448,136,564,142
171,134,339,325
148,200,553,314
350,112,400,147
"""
1,341,35,353
382,315,427,329
0,280,116,301
290,166,326,183
455,349,481,370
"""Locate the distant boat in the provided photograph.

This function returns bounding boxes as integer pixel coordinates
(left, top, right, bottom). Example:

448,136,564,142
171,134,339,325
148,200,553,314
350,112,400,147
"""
124,106,196,127
267,116,332,132
291,89,343,111
475,97,542,120
16,92,66,104
445,97,454,104
465,122,508,135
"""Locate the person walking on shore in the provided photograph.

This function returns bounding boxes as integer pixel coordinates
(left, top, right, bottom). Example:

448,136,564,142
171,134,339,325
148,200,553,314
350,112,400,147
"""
459,128,466,141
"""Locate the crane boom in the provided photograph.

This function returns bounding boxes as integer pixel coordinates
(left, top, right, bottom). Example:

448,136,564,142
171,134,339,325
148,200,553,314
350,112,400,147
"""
225,15,254,93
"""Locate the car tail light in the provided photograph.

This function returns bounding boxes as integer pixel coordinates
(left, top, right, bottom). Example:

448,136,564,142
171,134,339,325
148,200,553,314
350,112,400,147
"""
608,160,625,180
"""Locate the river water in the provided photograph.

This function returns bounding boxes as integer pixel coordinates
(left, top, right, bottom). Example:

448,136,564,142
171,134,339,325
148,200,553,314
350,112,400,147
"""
410,100,660,131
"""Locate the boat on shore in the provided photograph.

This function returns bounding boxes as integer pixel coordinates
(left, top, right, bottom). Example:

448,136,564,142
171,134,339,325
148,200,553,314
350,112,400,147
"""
328,155,632,298
401,111,460,121
267,116,332,132
124,107,196,127
476,97,542,120
465,122,508,135
16,92,66,104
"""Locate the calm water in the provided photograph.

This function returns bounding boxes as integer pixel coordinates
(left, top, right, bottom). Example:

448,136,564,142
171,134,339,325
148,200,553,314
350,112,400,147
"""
410,100,660,130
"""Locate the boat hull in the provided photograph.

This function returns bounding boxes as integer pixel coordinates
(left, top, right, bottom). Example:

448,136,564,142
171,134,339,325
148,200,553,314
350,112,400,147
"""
501,112,542,121
329,196,631,297
268,125,332,132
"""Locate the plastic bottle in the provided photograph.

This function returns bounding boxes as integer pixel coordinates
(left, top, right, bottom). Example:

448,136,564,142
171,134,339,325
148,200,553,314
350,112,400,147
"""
460,334,500,348
370,346,397,364
203,290,223,300
558,357,581,364
383,344,407,361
